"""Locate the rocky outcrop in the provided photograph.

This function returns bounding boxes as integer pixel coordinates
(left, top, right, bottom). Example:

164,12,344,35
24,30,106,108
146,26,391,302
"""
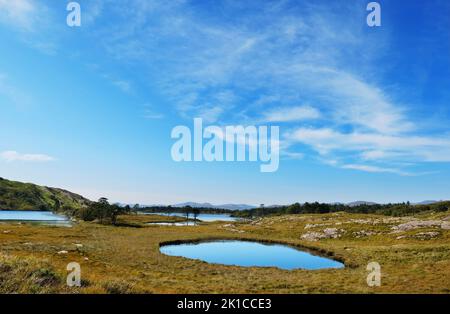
391,220,450,233
353,230,377,238
301,228,344,241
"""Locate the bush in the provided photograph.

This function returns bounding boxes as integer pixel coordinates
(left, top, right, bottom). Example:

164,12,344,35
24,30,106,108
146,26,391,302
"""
78,198,131,225
102,280,134,294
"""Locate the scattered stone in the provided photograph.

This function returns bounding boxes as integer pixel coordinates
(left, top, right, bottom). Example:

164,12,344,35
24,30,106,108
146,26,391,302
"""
74,243,83,248
301,228,344,241
84,257,89,261
348,219,373,225
353,230,377,238
304,223,332,229
221,224,245,233
228,228,245,233
250,219,263,225
391,220,443,233
396,232,440,240
301,232,323,242
57,250,68,255
414,232,440,240
3,230,11,234
323,228,342,238
382,217,415,223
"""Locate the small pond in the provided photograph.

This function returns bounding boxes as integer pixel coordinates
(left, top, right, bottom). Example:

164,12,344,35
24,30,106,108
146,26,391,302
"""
160,240,344,270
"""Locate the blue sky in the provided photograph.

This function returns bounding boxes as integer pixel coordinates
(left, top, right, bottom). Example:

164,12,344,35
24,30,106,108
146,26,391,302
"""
1,0,450,205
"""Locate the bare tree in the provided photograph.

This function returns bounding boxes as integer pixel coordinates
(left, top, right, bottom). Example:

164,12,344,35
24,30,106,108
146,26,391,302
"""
184,205,192,225
193,208,200,225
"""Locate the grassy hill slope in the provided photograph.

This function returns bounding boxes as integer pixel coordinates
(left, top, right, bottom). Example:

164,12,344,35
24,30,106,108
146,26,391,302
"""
0,177,91,211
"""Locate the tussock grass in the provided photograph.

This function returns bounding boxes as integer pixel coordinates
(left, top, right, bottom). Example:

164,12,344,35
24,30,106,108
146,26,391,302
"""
0,253,66,293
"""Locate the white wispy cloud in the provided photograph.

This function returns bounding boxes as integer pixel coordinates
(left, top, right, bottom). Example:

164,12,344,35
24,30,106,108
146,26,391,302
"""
0,151,56,162
141,103,164,119
262,105,320,122
88,1,399,130
87,0,437,176
288,127,450,162
282,151,305,160
13,0,444,176
0,0,59,55
112,79,132,93
0,0,35,31
0,73,30,106
143,112,164,119
305,69,414,134
97,72,134,94
340,164,412,176
360,150,405,161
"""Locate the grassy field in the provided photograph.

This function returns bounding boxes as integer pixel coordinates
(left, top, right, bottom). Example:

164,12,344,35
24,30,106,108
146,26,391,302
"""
1,210,449,293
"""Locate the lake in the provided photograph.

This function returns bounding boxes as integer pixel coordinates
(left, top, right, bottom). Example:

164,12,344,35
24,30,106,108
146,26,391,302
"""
0,210,71,226
141,212,239,222
159,240,345,270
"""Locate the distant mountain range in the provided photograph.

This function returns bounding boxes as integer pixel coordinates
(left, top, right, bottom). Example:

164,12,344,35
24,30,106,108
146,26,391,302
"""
347,200,441,206
347,201,378,207
0,177,443,212
413,200,440,205
124,202,257,211
173,202,256,211
138,200,444,210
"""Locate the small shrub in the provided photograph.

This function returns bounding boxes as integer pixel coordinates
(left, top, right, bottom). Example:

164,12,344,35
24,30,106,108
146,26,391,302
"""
31,268,61,287
102,280,134,294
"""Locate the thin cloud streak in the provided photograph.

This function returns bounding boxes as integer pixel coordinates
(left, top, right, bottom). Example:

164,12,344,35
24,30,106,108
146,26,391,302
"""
262,105,321,122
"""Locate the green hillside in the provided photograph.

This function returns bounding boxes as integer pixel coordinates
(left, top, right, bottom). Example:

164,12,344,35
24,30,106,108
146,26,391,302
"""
0,177,91,212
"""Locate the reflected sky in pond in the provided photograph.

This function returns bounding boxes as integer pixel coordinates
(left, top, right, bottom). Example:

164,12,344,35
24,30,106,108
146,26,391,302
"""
0,210,71,226
160,240,344,270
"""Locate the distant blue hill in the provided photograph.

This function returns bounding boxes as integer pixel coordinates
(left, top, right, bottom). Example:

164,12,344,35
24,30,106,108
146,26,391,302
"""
413,200,440,205
173,202,256,211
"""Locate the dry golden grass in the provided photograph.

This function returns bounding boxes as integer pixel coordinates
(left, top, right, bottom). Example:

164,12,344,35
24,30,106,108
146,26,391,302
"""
0,211,449,293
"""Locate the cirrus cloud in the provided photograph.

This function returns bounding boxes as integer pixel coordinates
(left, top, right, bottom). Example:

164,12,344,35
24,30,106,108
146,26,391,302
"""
262,105,320,122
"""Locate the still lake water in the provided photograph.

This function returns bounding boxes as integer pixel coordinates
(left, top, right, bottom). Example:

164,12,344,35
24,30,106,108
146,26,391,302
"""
141,212,239,222
160,240,345,270
0,210,71,226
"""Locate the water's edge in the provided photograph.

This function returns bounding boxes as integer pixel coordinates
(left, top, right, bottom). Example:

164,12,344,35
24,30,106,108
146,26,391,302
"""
159,237,351,268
